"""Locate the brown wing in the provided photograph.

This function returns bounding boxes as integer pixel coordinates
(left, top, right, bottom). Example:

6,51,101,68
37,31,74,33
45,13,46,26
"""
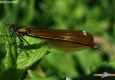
26,27,99,50
44,39,89,51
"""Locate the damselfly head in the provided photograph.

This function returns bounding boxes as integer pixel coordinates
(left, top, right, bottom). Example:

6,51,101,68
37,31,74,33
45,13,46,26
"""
9,24,17,32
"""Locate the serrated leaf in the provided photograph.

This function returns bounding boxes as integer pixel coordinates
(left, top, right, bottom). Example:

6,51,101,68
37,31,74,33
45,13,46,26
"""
109,59,115,69
90,59,115,72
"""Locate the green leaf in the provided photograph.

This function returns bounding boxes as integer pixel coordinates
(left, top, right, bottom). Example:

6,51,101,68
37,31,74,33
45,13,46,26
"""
109,59,115,69
90,59,115,72
17,37,49,69
0,22,17,69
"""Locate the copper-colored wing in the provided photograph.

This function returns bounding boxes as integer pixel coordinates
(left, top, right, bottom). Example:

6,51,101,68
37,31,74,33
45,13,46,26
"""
25,27,99,51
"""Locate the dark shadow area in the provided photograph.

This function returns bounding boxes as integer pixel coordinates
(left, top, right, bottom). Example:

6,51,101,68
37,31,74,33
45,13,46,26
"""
0,68,25,80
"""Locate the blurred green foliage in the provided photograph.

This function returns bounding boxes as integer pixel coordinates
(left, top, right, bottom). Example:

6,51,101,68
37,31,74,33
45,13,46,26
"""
0,0,115,80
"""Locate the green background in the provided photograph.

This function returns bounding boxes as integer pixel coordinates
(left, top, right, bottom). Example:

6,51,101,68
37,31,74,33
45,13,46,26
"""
0,0,115,80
